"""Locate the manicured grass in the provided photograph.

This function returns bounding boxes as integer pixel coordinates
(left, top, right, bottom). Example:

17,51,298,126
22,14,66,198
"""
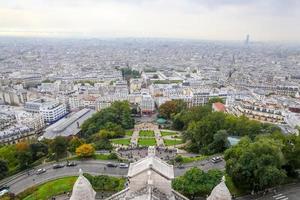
125,130,134,136
94,154,110,160
71,154,116,160
164,139,183,146
161,131,177,137
181,155,208,163
139,130,155,137
138,138,157,146
110,138,131,145
22,177,77,200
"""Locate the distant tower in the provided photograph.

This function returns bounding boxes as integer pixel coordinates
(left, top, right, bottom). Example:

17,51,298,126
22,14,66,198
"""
245,34,250,45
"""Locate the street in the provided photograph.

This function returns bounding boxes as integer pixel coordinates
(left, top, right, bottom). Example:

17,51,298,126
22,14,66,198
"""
237,183,300,200
2,158,226,195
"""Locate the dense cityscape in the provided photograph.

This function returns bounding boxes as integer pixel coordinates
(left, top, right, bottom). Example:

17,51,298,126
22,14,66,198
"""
0,37,299,200
1,0,300,199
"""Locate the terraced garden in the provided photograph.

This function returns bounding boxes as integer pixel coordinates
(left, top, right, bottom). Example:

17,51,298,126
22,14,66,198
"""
161,131,177,137
138,138,157,146
139,130,155,137
110,138,131,145
164,139,183,146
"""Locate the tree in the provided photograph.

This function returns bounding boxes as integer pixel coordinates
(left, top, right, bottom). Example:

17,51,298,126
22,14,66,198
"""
0,145,18,171
121,111,134,129
16,141,32,169
272,133,300,176
18,151,32,169
83,173,125,191
184,112,226,153
159,100,186,119
172,105,212,130
0,160,8,179
283,135,300,176
121,68,141,80
29,142,48,160
81,101,134,138
224,137,286,191
50,136,68,160
76,144,95,158
208,97,224,105
103,122,125,138
16,140,29,152
68,137,85,152
108,152,118,160
94,139,113,150
208,130,230,154
175,155,183,163
172,168,223,199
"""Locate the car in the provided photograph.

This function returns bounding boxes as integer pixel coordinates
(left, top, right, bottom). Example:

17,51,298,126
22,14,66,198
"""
36,168,46,175
0,189,8,197
66,162,77,167
119,163,129,168
0,186,9,192
53,163,65,169
211,157,222,163
177,165,184,169
106,162,118,167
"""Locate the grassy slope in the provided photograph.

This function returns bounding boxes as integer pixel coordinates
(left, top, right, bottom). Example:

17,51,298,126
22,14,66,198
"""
110,138,131,145
23,177,77,200
164,139,183,146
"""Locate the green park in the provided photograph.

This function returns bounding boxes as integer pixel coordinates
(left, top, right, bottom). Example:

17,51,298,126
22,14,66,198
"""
0,99,299,200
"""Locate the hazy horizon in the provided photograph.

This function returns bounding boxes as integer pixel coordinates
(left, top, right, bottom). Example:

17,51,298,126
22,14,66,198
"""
0,0,300,42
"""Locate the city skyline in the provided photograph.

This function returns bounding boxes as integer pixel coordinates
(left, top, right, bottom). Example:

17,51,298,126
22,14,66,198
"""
0,0,300,42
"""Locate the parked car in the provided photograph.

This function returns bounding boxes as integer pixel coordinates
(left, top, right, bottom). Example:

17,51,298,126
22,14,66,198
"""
36,168,46,175
0,186,9,192
0,189,8,197
107,162,118,167
53,163,65,169
211,157,222,163
119,163,129,168
177,165,184,169
66,162,77,167
0,185,9,197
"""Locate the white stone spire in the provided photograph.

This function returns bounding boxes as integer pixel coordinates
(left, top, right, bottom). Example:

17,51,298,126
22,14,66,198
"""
207,176,231,200
70,169,96,200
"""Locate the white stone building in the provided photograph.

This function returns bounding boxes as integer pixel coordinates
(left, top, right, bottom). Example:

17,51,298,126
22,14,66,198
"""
140,94,155,114
69,147,232,200
40,102,67,123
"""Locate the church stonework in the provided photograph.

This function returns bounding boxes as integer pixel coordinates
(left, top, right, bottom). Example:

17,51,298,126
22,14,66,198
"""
69,147,231,200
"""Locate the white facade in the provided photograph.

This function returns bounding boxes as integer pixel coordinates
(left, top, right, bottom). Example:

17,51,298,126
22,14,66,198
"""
40,102,67,123
140,94,155,113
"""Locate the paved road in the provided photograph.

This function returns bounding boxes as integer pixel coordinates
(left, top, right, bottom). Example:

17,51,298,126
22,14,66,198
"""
2,158,225,195
237,183,300,200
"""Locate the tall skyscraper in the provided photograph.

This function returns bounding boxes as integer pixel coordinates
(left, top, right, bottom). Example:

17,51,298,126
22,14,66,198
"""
245,34,250,45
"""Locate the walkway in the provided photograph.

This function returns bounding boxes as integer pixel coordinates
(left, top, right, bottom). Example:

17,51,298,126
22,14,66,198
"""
154,129,165,147
130,130,139,147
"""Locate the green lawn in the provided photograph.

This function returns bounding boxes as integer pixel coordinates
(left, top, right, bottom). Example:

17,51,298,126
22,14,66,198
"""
125,130,134,136
110,138,131,145
71,154,116,160
94,153,119,160
164,139,183,146
21,177,77,200
138,138,157,146
139,130,155,137
161,131,177,137
181,155,207,163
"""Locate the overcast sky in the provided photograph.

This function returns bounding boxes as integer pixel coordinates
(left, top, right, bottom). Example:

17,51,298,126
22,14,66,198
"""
0,0,299,41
